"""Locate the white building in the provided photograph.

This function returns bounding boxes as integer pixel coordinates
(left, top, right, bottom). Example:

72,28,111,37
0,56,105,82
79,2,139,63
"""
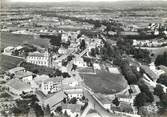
62,77,78,87
93,63,101,70
3,46,15,55
34,75,62,95
26,51,51,67
61,33,69,43
65,89,83,99
73,57,87,68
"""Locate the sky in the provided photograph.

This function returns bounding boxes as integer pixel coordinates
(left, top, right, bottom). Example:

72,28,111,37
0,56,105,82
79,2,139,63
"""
9,0,167,2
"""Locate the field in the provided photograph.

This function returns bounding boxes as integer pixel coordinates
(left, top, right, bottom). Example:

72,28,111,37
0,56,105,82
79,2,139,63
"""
80,70,128,94
0,54,24,73
0,32,50,51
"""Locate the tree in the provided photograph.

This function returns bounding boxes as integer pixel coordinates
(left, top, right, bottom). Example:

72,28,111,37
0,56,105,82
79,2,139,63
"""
154,84,164,97
62,72,70,78
138,83,154,103
44,104,50,117
63,98,67,104
54,69,62,76
49,34,62,46
112,97,120,106
134,93,149,108
31,103,44,117
90,48,96,57
155,52,167,66
71,64,77,71
70,97,77,104
55,106,62,113
80,39,86,50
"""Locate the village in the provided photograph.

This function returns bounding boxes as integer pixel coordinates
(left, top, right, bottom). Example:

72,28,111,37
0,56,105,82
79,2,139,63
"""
1,1,167,117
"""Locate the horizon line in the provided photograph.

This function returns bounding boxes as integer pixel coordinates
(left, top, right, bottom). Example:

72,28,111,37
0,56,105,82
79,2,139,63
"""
9,0,167,3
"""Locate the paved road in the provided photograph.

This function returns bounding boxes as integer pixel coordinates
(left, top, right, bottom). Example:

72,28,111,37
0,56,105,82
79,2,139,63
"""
83,89,119,117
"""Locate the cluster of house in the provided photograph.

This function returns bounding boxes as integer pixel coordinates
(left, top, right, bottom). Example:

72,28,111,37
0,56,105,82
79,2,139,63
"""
148,23,167,36
133,39,167,47
4,66,85,117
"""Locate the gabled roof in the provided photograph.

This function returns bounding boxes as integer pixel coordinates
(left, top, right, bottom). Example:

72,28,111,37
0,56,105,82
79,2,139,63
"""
44,91,66,108
8,67,25,74
15,71,33,79
62,104,81,113
141,65,159,81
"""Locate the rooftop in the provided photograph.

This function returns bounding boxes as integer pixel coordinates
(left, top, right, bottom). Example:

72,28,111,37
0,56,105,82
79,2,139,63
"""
8,67,25,74
15,71,33,79
62,104,81,113
141,65,159,81
44,91,66,108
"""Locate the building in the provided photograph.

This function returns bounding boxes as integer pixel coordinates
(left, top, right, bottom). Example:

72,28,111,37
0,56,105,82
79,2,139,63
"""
36,90,66,110
65,89,83,99
3,46,15,55
26,51,52,67
62,104,82,117
34,75,62,95
141,65,159,81
58,47,68,55
61,33,69,43
73,57,87,68
93,63,101,70
7,67,34,84
6,79,32,95
8,67,25,75
62,77,78,88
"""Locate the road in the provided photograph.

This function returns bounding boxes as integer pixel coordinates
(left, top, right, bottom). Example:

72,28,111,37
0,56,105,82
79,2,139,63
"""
83,89,119,117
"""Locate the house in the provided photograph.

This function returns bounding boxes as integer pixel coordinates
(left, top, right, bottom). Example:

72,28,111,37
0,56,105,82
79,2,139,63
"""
73,57,87,68
62,104,82,117
36,90,66,110
3,46,15,55
7,67,34,84
26,51,51,67
108,67,120,74
129,85,140,96
14,71,34,84
62,77,78,87
61,33,69,43
58,47,68,55
65,89,83,99
34,75,62,95
158,65,167,73
141,65,159,81
149,63,165,77
8,67,25,75
93,63,101,70
6,79,32,95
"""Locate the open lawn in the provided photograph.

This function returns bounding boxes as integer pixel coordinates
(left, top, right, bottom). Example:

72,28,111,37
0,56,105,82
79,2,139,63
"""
80,70,128,94
0,54,24,73
0,32,50,51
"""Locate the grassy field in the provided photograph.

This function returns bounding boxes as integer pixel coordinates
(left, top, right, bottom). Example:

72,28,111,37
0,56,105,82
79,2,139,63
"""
0,54,24,73
0,32,50,51
80,70,128,94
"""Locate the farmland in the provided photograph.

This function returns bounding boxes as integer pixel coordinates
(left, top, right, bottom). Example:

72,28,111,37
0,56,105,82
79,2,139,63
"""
0,32,50,51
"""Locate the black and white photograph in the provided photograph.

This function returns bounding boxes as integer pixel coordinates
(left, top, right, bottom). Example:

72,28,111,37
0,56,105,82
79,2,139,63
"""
0,0,167,117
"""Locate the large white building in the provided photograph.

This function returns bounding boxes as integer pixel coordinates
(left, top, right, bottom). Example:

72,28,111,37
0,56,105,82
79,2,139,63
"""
34,75,62,95
26,51,52,67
